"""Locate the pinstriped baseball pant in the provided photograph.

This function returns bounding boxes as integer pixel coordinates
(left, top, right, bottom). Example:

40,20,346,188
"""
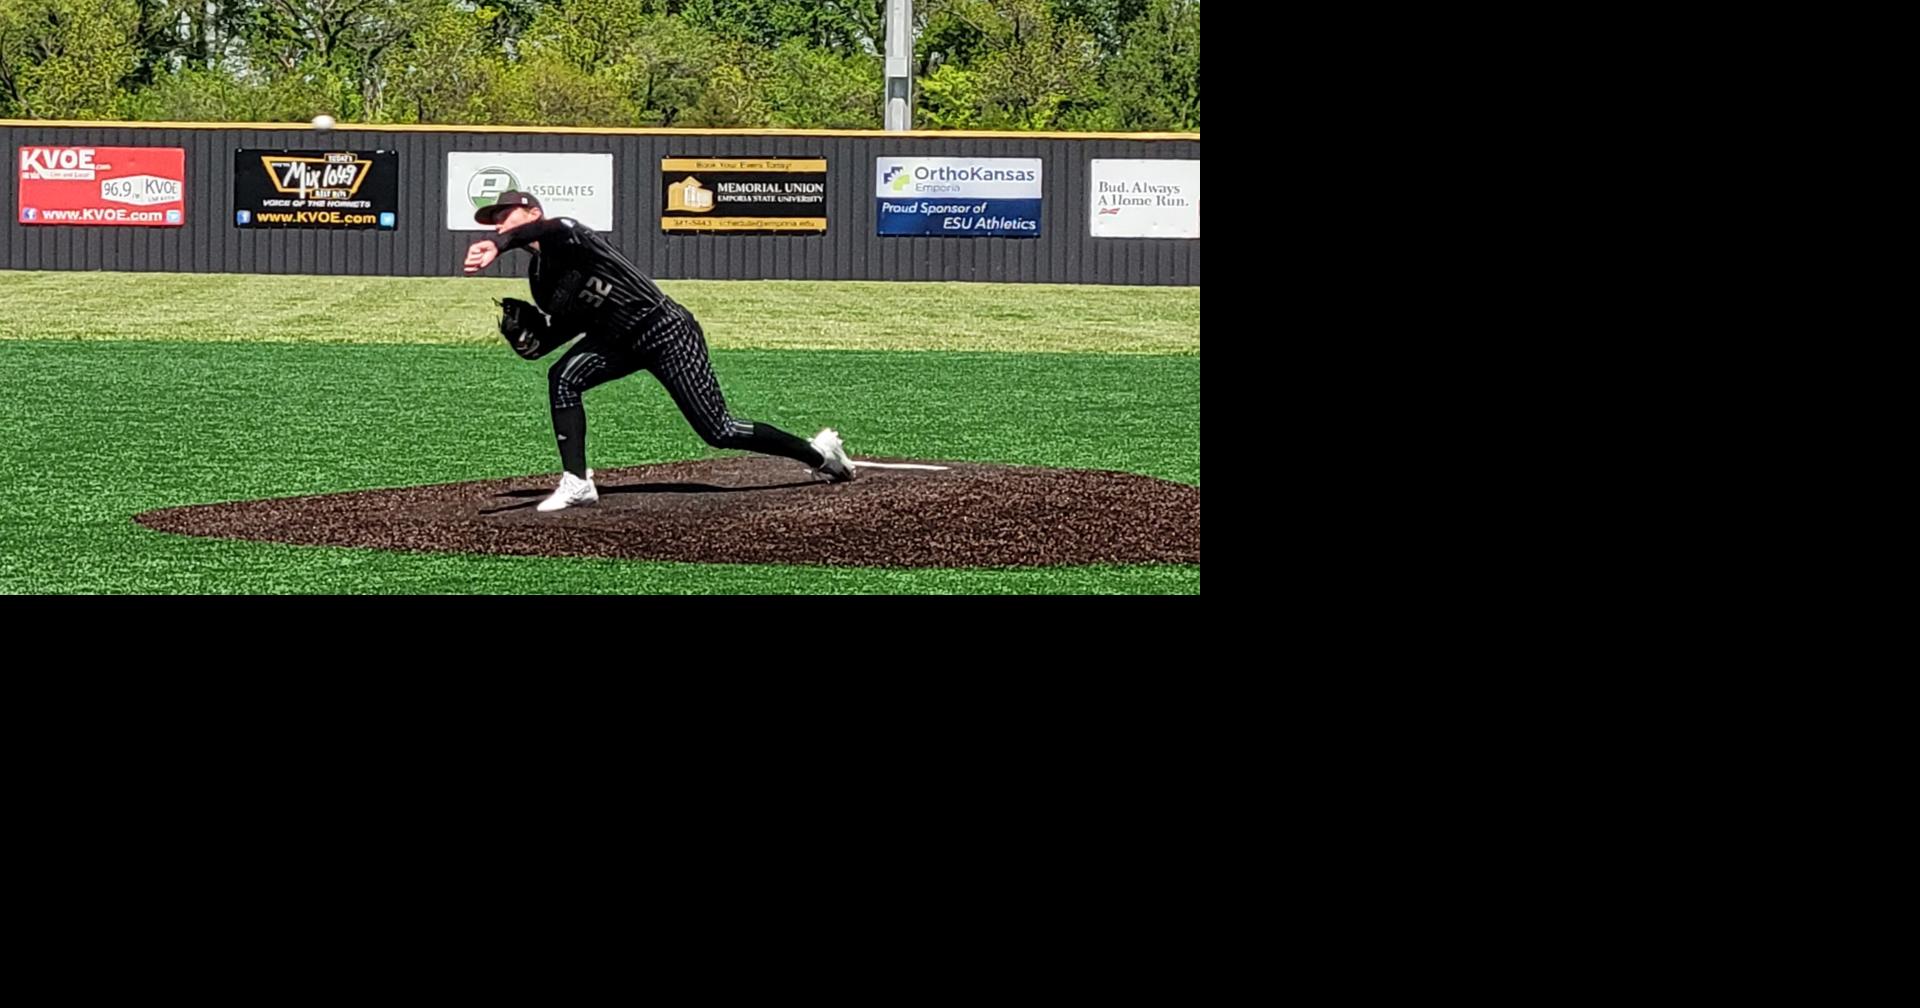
547,307,823,466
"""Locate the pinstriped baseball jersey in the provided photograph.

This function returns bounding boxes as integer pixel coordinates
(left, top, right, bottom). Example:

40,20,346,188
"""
499,216,675,335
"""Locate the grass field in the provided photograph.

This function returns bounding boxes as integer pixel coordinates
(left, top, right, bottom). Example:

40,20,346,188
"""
0,270,1199,594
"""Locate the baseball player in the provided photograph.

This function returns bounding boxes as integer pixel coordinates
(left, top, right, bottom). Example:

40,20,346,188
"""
462,190,856,512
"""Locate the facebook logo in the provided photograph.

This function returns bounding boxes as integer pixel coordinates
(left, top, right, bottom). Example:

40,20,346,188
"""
21,207,35,220
379,212,396,228
235,210,251,225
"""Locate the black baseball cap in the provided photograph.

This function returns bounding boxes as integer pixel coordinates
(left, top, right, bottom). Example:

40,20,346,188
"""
475,190,542,224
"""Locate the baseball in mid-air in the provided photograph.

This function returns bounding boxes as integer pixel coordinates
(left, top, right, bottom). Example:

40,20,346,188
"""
311,114,335,132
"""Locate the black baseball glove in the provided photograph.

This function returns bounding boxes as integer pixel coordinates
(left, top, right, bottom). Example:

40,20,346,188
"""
495,297,557,360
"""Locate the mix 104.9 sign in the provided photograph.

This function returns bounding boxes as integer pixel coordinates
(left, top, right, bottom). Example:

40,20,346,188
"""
17,146,186,226
232,148,398,229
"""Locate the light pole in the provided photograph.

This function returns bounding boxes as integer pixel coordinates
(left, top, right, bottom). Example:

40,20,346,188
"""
884,0,913,131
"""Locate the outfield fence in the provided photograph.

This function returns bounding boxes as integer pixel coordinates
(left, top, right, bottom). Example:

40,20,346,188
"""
2,120,1199,286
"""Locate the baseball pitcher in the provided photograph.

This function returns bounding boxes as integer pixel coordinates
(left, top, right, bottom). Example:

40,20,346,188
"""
463,190,856,511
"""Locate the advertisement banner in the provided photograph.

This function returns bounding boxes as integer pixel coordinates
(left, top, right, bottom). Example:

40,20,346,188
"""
874,157,1042,237
1090,159,1199,238
661,157,827,233
18,146,186,227
449,152,614,230
233,148,398,229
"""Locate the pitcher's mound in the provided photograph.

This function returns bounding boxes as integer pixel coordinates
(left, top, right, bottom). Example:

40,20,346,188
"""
133,456,1199,568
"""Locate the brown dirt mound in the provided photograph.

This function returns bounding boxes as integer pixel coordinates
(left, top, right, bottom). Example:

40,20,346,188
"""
132,456,1199,568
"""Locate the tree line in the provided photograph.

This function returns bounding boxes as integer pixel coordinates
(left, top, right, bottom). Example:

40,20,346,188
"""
0,0,1198,130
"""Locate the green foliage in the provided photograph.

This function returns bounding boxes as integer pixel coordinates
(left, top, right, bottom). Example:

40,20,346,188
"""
118,64,264,120
486,52,632,127
7,0,1197,131
0,0,141,119
386,1,500,123
680,0,879,55
762,38,879,129
917,61,979,129
970,0,1102,129
1102,0,1198,129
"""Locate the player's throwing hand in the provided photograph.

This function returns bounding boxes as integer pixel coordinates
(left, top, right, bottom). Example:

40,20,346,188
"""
463,240,499,274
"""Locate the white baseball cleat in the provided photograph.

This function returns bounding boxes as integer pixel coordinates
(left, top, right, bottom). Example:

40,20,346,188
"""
537,470,598,511
809,428,857,482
